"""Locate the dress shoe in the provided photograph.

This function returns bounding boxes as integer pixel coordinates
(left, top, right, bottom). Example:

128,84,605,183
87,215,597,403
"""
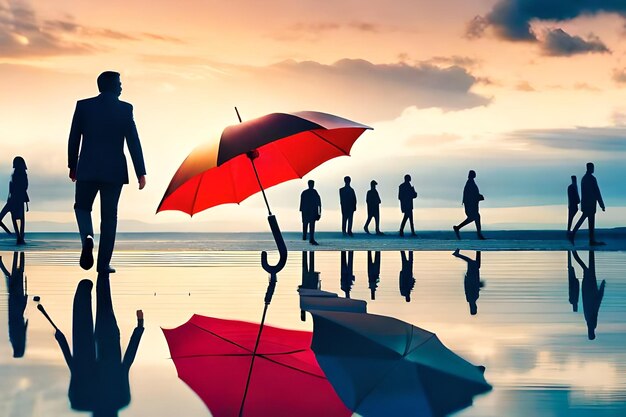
80,235,94,270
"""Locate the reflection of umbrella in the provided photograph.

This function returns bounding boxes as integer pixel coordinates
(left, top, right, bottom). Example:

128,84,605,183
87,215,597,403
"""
162,315,351,417
310,310,491,417
300,290,367,315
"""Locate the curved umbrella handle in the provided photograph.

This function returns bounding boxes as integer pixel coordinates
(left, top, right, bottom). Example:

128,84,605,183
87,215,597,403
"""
261,215,288,274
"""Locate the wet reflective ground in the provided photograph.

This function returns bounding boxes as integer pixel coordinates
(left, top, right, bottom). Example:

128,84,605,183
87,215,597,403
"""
1,250,625,416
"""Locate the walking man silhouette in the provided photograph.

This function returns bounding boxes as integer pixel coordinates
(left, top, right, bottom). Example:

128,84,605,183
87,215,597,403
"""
453,170,485,240
68,71,146,274
569,163,605,246
398,174,417,237
339,176,357,236
300,180,321,245
567,175,580,234
364,180,383,235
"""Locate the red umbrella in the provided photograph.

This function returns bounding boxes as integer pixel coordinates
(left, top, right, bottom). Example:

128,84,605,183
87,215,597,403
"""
162,314,352,417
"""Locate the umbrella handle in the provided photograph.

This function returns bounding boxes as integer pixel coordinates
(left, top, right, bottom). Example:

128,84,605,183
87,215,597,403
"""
261,215,288,274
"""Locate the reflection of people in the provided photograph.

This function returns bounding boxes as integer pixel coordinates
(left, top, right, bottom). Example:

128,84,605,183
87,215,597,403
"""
300,251,320,291
569,163,605,246
0,157,29,244
364,180,383,235
340,251,355,299
398,174,417,237
68,71,147,274
453,249,484,315
567,251,580,312
300,180,321,245
53,275,144,415
399,251,415,302
567,176,580,234
453,170,485,240
339,176,357,236
367,251,381,300
572,251,606,340
1,252,28,357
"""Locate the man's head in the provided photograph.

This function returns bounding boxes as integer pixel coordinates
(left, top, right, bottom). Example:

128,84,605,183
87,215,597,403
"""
308,180,315,189
571,175,577,184
404,174,411,182
468,170,476,179
344,176,351,185
370,180,377,189
586,162,594,173
97,71,122,96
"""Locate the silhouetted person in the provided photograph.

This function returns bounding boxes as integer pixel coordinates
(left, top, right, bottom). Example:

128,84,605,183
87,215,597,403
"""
364,180,383,235
339,176,357,236
340,251,355,298
572,251,605,340
299,251,321,321
300,180,321,245
567,175,580,233
53,275,144,415
569,163,605,246
453,170,485,240
1,252,27,357
0,156,29,244
567,251,579,312
68,71,147,274
399,251,415,302
398,174,417,237
367,251,381,300
453,249,483,315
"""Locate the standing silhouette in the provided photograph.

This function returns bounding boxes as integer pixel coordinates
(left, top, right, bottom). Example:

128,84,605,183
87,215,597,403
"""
340,251,355,299
567,251,580,312
453,249,483,315
364,180,383,235
399,251,415,302
339,176,357,236
299,180,321,245
52,275,144,415
367,251,381,300
453,170,485,240
0,156,29,244
569,163,605,246
572,251,605,340
398,174,417,237
1,252,28,358
567,175,580,234
68,71,147,274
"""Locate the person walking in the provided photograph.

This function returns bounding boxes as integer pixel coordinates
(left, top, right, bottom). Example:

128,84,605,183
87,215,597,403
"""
299,180,321,245
569,163,605,246
339,176,357,236
68,71,147,274
398,174,417,237
453,170,485,240
364,180,383,235
0,156,29,244
567,175,580,234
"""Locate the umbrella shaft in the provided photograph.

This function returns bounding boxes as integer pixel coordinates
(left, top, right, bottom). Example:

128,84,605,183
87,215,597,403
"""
249,157,272,215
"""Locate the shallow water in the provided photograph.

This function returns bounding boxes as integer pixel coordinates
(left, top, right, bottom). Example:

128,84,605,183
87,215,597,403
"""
1,250,625,416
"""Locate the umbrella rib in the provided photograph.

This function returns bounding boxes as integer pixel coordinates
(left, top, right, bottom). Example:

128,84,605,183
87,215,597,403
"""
269,141,304,179
190,171,207,215
170,349,308,359
189,322,255,354
310,130,350,156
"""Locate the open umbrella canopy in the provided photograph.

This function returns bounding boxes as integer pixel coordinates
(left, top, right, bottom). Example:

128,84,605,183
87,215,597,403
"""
157,111,371,215
162,314,352,417
310,310,492,417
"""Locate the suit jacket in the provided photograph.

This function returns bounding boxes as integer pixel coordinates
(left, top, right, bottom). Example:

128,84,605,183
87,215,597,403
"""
300,189,321,221
68,93,146,184
339,185,357,213
567,184,580,208
580,173,604,214
398,182,417,213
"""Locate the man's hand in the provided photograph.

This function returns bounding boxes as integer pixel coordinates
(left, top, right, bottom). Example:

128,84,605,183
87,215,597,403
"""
602,206,606,212
138,175,146,190
69,169,76,182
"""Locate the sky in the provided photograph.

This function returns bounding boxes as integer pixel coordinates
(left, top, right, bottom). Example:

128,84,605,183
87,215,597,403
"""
1,0,626,232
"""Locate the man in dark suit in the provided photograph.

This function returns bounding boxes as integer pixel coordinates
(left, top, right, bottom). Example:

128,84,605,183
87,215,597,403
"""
572,251,605,340
398,174,417,236
339,176,357,236
453,170,485,240
68,71,146,273
364,180,383,235
567,175,580,234
299,180,321,245
569,163,605,246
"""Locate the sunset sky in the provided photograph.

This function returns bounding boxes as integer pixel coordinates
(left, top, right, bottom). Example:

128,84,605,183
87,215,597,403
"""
1,0,626,232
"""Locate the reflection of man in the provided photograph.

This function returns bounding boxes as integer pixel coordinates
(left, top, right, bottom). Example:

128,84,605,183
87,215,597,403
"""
453,249,483,315
569,163,605,246
300,251,320,291
339,176,357,236
68,71,147,274
53,275,144,414
398,174,417,237
572,251,606,340
399,251,415,302
567,251,579,312
0,252,28,358
299,180,321,245
340,251,355,299
367,251,381,300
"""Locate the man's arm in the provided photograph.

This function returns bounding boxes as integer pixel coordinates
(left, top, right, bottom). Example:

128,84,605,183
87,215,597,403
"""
68,102,82,181
594,177,605,211
125,105,147,189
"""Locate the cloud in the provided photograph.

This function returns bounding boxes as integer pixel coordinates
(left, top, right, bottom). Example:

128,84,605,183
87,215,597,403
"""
507,126,626,152
613,68,626,84
542,29,610,56
516,81,535,91
467,0,626,41
271,20,389,41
